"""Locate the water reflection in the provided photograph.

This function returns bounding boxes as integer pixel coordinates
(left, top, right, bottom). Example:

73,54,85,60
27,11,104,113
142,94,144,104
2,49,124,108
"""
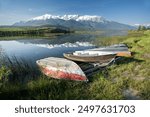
0,31,127,64
0,40,95,63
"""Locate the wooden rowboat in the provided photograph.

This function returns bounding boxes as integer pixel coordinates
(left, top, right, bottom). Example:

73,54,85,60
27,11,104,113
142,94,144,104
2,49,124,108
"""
36,57,88,81
85,43,129,51
74,50,131,57
63,52,116,63
74,43,131,57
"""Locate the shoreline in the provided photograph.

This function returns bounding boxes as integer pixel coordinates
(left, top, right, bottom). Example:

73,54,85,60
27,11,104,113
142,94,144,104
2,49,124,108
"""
0,30,150,100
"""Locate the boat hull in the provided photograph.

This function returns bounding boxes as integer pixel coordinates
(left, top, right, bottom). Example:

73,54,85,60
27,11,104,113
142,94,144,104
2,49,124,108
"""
74,43,131,57
36,57,88,81
64,53,116,63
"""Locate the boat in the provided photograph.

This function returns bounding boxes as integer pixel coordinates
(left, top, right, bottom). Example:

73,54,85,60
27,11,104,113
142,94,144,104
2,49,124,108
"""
83,43,129,52
73,50,131,57
86,47,128,51
73,43,131,57
106,43,128,48
36,57,88,81
63,52,116,63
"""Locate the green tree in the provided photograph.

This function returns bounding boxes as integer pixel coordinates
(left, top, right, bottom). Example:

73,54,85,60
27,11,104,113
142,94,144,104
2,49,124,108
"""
138,25,147,31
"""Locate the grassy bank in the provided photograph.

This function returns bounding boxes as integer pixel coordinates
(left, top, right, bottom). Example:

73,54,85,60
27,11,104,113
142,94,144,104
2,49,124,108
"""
0,30,150,100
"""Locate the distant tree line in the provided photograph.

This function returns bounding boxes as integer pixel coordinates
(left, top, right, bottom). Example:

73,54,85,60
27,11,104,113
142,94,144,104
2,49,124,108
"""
50,28,74,33
0,30,42,37
0,27,73,37
138,25,150,31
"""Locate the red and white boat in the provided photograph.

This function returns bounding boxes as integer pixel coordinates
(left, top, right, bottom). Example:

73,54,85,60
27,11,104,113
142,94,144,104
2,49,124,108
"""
36,57,88,81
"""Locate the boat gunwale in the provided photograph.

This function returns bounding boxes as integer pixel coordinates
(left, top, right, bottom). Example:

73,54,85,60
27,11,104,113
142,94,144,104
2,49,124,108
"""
63,52,116,63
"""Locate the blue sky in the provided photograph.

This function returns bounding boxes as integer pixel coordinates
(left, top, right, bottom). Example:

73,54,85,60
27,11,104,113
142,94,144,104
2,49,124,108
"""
0,0,149,25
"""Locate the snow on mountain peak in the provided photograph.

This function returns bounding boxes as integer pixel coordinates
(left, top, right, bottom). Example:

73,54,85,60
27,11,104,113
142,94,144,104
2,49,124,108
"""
31,14,106,22
76,15,106,22
134,23,150,27
62,15,80,20
32,14,60,20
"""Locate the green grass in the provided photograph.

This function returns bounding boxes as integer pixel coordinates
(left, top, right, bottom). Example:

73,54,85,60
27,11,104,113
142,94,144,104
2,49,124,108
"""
0,30,150,100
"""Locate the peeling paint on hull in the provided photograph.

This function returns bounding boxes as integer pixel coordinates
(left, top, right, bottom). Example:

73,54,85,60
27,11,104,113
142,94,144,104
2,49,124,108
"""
41,67,87,81
36,57,88,81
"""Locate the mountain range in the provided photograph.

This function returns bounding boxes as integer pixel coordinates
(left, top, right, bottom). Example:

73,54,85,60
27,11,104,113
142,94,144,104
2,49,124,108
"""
13,14,135,30
134,24,150,28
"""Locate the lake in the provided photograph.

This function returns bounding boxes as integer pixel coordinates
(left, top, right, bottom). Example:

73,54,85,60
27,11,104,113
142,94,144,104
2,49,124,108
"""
0,31,127,64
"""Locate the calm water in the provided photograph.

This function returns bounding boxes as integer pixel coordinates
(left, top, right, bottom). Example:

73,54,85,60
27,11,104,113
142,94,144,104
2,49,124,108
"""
0,31,127,63
0,34,95,63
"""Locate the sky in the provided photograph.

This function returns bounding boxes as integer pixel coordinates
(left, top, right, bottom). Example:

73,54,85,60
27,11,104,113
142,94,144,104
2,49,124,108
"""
0,0,149,25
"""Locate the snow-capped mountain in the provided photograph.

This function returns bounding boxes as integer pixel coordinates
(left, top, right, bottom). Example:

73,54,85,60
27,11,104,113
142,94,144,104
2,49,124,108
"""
134,23,150,27
31,14,106,23
13,14,135,30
